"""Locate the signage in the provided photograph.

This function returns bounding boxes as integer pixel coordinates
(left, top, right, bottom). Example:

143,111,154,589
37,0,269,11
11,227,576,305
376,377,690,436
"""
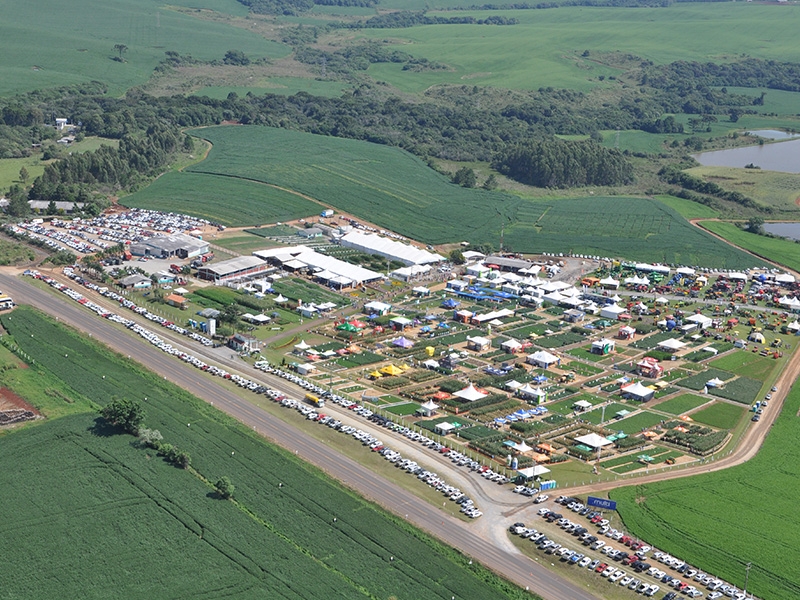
587,496,617,511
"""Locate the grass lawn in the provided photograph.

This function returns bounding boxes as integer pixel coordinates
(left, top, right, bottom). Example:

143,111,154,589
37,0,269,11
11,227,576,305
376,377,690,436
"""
212,233,283,254
611,410,665,435
566,346,609,363
686,165,800,215
384,401,421,415
700,220,800,273
709,351,778,382
583,402,628,425
655,393,709,416
690,402,747,430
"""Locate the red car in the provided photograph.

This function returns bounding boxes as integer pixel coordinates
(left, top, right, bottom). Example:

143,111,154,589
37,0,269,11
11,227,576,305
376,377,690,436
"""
595,563,608,573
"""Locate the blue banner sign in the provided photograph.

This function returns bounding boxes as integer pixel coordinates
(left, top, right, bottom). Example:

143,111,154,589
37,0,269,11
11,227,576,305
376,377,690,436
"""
587,496,617,511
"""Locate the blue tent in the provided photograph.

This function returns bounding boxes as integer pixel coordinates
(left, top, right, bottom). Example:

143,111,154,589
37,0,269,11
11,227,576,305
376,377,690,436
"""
494,417,507,424
533,375,548,384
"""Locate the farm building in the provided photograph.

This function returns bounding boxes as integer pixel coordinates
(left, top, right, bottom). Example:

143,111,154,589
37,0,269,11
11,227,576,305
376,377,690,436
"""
340,231,443,266
297,227,323,238
620,381,655,402
198,256,272,284
591,338,615,355
165,293,188,309
637,356,664,378
527,350,559,369
461,250,485,263
466,336,491,352
228,333,259,353
253,247,381,287
130,233,208,259
118,274,152,289
483,255,536,272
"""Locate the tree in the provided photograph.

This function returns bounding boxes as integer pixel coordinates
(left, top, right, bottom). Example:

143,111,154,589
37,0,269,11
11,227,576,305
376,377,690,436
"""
113,44,128,61
6,185,29,217
746,216,765,235
138,428,163,449
215,476,235,499
18,166,29,184
220,303,240,326
452,166,476,188
482,173,498,190
176,451,191,470
101,398,145,435
223,50,250,66
448,249,465,265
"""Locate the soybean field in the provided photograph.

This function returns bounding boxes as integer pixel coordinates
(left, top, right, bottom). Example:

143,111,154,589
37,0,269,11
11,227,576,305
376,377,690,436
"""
0,307,530,600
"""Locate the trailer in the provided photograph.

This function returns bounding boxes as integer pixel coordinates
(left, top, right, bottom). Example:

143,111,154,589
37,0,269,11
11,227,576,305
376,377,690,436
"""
305,393,325,409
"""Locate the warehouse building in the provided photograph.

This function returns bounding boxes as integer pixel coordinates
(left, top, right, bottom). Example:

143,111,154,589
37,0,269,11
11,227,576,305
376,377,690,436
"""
129,233,208,259
197,256,272,283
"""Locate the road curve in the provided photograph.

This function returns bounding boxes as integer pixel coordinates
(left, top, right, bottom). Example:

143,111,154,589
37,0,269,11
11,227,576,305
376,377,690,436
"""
0,273,599,600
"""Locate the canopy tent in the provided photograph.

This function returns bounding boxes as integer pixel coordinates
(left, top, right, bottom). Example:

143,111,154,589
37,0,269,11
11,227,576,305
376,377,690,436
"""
380,364,405,376
336,322,360,332
657,338,687,351
706,377,725,388
274,294,288,303
173,287,189,295
621,381,655,401
392,337,414,348
453,383,489,402
432,391,451,400
574,433,613,449
368,370,383,378
517,465,551,479
512,441,534,453
527,350,559,368
573,399,593,411
294,340,311,350
598,276,620,288
655,296,669,305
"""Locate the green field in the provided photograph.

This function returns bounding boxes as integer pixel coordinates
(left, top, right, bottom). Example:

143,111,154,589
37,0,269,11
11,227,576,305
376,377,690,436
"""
356,4,800,93
655,393,709,416
0,306,530,600
709,351,778,382
700,220,800,273
175,125,759,266
0,0,287,96
122,171,323,226
690,402,746,430
655,194,721,220
611,384,800,599
384,401,421,415
686,165,800,215
611,410,664,435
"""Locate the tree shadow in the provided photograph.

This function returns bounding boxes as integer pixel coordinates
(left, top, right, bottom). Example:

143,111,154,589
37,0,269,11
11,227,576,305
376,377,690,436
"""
206,491,225,500
88,416,120,438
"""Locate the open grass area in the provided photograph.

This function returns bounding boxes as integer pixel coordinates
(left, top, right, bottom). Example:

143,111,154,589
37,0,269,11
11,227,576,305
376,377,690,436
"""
0,306,530,600
122,171,322,226
709,351,778,382
700,220,800,274
384,401,421,415
690,402,746,430
611,410,664,435
654,194,721,221
610,382,800,600
0,0,287,96
182,126,758,266
686,165,800,215
582,402,628,425
654,393,709,416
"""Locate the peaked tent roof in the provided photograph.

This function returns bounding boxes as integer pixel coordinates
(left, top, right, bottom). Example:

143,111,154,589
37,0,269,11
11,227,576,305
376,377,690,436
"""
453,383,488,402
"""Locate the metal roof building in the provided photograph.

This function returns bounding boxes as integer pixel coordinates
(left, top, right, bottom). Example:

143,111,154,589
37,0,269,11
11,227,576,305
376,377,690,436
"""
197,256,272,283
130,233,208,259
340,231,444,266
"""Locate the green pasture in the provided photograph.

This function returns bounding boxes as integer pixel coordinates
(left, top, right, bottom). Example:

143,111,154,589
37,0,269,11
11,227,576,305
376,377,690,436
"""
122,171,322,226
724,87,800,116
654,194,720,220
686,165,800,215
212,233,281,254
611,382,800,600
0,0,287,96
709,351,778,382
700,220,800,274
599,130,678,155
654,393,709,416
0,306,530,600
690,402,746,430
356,4,800,93
193,78,350,99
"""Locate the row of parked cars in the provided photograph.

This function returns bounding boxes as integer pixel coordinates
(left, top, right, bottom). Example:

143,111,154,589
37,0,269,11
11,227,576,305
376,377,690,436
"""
9,223,101,254
544,496,754,600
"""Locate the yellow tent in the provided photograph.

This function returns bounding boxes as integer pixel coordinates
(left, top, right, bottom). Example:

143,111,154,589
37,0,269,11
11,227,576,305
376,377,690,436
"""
369,370,383,379
425,346,435,357
399,363,411,371
380,364,404,376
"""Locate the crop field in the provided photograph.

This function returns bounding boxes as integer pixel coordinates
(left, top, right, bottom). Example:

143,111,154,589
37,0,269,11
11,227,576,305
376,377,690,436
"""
654,394,709,416
700,220,800,274
612,410,664,435
610,380,800,600
709,352,778,382
689,402,746,430
271,277,344,306
676,368,735,391
654,195,721,220
582,403,628,425
122,172,322,227
356,4,800,93
686,165,800,215
0,306,529,600
708,376,763,405
181,126,758,266
0,0,287,96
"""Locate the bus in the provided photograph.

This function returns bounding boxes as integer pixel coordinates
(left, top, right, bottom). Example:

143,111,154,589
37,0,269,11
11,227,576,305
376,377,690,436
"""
305,393,325,409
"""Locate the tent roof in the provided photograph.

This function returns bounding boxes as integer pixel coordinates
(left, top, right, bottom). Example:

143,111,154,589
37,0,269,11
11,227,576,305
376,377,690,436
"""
528,350,559,364
573,399,593,409
453,383,489,402
517,465,551,477
574,433,613,448
622,381,655,397
658,338,687,350
420,400,439,410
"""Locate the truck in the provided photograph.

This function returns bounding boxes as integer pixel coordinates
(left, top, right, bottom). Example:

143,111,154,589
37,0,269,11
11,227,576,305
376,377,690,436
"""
305,393,325,409
0,293,13,311
320,209,334,218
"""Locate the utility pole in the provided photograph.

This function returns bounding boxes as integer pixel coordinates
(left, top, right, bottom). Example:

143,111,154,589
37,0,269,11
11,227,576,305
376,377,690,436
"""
744,562,751,597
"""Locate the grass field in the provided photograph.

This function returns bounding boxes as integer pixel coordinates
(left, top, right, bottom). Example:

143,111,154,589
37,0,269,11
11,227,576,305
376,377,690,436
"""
177,125,759,266
611,410,664,435
0,0,287,96
610,383,800,600
709,351,778,382
690,402,746,430
700,220,800,274
686,165,800,215
384,401,421,415
355,4,800,93
655,394,709,416
654,194,720,220
122,171,323,226
0,306,530,600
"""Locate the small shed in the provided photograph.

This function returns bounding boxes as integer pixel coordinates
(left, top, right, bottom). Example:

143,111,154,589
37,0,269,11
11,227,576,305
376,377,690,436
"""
165,293,188,309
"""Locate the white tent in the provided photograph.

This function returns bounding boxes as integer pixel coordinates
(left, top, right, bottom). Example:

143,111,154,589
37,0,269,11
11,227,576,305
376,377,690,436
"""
599,276,620,289
453,383,488,402
573,399,593,411
574,433,613,449
676,267,696,276
657,338,687,351
517,465,551,478
294,339,311,350
706,377,725,388
501,338,523,352
513,441,534,453
687,313,713,329
655,296,669,305
527,350,559,368
600,304,626,320
274,294,288,303
173,287,189,295
621,381,655,401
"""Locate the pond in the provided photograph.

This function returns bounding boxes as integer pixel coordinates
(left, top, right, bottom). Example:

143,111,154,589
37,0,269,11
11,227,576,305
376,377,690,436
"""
762,222,800,241
744,129,800,140
693,137,800,173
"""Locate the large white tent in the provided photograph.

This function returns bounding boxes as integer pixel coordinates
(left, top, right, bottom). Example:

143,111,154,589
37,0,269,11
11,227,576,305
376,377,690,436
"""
574,433,613,449
340,231,444,265
453,383,488,402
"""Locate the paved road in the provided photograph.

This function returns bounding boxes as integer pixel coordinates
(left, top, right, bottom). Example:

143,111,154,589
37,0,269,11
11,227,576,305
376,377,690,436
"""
0,273,599,600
